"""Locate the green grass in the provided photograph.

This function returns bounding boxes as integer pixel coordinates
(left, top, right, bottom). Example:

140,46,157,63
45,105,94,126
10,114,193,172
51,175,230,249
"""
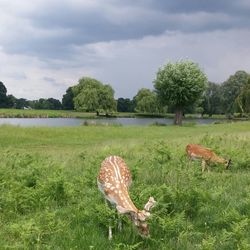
0,109,96,118
0,122,250,249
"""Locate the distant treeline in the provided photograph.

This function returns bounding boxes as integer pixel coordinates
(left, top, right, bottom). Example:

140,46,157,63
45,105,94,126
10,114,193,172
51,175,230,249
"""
1,69,249,117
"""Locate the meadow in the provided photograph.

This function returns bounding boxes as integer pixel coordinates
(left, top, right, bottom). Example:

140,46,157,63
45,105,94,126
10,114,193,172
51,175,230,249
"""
0,122,250,249
0,109,96,118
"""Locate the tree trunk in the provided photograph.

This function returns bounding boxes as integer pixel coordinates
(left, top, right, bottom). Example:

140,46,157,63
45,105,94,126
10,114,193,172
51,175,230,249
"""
174,107,183,125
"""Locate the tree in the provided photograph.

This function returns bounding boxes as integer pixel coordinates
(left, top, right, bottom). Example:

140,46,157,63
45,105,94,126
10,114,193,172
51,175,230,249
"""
73,77,116,114
236,77,250,114
154,60,207,125
0,81,8,108
201,82,223,116
6,95,16,108
221,71,249,114
134,88,162,113
62,87,74,110
46,98,62,110
117,98,135,112
29,98,62,110
98,85,117,113
15,98,29,109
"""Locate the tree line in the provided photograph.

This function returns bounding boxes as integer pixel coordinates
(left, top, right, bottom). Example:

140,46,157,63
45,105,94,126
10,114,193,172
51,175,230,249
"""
1,60,250,123
0,84,62,110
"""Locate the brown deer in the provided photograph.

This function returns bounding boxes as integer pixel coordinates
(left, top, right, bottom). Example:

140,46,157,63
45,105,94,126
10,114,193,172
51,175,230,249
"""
186,144,231,172
97,156,156,240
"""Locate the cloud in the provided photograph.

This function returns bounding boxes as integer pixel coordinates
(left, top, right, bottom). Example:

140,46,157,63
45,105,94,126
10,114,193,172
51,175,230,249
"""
73,28,250,98
0,0,249,100
1,0,250,59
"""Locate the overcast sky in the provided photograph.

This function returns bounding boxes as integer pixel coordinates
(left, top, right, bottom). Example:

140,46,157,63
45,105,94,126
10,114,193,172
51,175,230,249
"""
0,0,250,100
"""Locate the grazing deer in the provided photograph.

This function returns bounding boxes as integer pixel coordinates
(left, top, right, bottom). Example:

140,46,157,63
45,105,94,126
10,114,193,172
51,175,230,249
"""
186,144,231,172
97,156,156,240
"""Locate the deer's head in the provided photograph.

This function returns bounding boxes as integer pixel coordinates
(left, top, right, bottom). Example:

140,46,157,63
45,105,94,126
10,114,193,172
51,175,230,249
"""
116,197,156,237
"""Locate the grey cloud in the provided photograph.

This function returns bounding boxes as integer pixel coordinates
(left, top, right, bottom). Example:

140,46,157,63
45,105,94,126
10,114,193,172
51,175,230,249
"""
1,0,250,60
43,77,67,88
122,0,250,15
6,72,27,80
0,0,250,100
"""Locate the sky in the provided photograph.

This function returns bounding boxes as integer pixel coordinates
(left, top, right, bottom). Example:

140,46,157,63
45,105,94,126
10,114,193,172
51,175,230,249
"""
0,0,250,100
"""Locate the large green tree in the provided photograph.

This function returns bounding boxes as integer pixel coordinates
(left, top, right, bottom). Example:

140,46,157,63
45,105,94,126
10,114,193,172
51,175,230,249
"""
236,77,250,114
134,88,162,113
154,60,207,125
201,82,223,116
0,81,8,108
72,77,116,114
221,71,249,114
62,87,74,110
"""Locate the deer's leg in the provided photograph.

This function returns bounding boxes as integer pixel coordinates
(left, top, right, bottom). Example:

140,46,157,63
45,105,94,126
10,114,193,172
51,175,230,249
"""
207,163,211,172
104,200,113,240
118,217,122,232
108,226,112,240
201,159,207,172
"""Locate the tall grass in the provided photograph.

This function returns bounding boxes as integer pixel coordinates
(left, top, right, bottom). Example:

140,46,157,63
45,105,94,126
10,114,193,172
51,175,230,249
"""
0,122,249,249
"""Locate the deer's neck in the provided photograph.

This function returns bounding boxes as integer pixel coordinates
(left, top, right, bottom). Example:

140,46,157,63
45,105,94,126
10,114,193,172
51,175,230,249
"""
110,182,138,212
210,154,226,164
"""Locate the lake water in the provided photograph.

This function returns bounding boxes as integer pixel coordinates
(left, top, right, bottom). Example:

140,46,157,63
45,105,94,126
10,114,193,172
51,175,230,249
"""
0,117,222,127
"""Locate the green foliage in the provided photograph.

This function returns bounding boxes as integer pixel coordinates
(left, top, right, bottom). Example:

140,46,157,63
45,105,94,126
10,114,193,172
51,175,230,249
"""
236,77,250,114
134,88,163,114
154,60,207,124
0,122,250,249
221,71,249,114
115,241,143,250
202,81,224,116
73,77,116,113
117,98,135,112
29,98,62,110
0,108,97,118
0,81,9,108
62,87,74,110
154,61,207,107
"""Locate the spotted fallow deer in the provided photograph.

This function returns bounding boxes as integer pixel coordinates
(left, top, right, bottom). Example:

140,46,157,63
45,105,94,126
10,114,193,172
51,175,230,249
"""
186,144,231,172
97,156,156,240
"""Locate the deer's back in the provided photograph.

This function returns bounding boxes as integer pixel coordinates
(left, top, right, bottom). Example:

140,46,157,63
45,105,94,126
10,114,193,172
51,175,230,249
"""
186,144,214,161
98,156,132,188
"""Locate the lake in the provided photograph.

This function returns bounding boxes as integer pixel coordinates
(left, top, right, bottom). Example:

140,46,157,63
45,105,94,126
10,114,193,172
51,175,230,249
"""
0,117,223,127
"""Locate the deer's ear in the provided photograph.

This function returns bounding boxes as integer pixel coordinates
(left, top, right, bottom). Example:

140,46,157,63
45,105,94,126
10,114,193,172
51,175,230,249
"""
144,196,156,211
116,205,131,214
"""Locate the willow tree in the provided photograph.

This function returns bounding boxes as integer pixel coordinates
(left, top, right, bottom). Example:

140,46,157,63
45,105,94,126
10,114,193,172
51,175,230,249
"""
72,77,116,114
236,77,250,114
154,60,207,125
134,88,162,113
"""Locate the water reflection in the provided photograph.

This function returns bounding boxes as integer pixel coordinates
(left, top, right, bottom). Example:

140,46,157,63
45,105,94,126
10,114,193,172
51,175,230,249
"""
0,117,223,127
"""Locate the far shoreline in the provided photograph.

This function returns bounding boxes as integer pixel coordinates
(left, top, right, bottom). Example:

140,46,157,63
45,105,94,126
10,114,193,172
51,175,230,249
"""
0,108,248,120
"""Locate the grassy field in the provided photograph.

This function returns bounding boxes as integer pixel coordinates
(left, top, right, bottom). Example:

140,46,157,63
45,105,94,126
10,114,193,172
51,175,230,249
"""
0,109,97,118
0,122,249,249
